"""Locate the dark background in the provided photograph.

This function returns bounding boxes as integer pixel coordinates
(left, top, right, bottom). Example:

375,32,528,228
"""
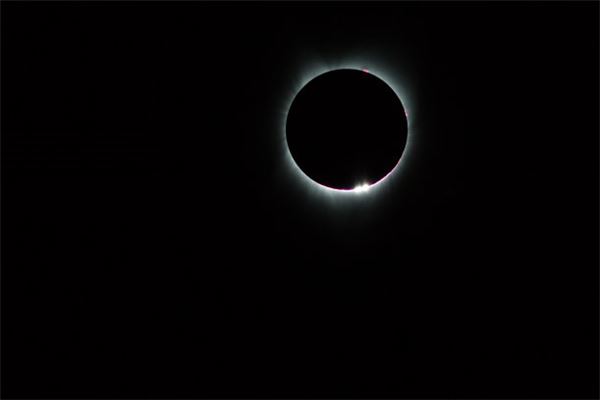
2,1,599,399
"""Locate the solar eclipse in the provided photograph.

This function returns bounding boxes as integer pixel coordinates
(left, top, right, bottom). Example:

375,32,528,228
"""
284,68,409,195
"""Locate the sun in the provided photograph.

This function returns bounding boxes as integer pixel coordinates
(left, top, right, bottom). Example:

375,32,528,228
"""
280,62,413,200
278,57,417,201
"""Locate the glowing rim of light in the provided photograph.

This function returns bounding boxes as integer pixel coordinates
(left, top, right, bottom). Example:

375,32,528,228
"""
281,64,414,197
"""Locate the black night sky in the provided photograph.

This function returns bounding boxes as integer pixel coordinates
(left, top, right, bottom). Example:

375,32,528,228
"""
2,1,599,399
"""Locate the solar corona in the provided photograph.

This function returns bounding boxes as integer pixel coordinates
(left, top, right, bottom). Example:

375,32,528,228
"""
281,63,414,198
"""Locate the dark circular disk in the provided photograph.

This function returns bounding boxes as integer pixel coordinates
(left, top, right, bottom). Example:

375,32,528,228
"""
286,69,408,191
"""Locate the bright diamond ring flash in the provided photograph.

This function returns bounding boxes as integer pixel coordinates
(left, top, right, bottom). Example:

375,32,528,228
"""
353,183,371,193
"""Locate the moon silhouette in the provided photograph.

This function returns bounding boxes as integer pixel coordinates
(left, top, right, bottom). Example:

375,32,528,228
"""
285,69,408,192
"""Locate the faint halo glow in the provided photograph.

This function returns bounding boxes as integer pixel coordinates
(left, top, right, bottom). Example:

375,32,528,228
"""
280,61,414,199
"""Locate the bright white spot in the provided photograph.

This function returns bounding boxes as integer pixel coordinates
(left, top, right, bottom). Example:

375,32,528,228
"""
353,183,371,193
